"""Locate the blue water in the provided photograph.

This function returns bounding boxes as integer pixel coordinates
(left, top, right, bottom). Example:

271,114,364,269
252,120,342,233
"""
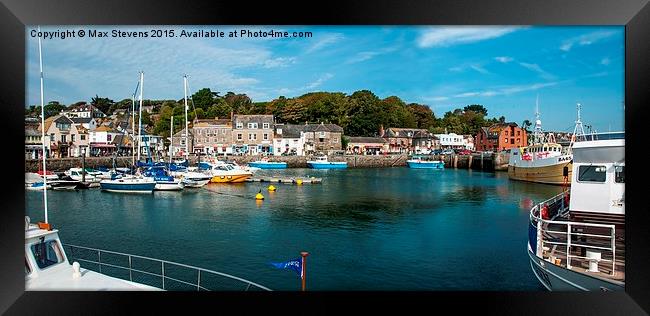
25,168,562,291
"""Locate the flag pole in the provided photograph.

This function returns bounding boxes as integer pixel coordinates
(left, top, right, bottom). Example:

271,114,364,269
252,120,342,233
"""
300,251,309,291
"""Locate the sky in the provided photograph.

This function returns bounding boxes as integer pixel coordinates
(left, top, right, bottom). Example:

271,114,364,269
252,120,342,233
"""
26,26,624,133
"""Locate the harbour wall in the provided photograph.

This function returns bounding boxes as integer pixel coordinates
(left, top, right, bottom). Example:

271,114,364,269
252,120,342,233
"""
25,152,510,172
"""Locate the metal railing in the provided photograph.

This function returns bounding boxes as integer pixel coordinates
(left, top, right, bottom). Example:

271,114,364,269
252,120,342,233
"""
62,244,272,291
529,192,617,276
576,132,625,142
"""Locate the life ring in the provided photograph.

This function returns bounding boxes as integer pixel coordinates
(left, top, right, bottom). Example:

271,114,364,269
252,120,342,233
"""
541,204,549,220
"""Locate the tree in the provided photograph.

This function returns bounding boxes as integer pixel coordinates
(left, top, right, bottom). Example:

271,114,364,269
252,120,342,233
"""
407,103,436,129
463,104,488,116
44,101,66,118
522,119,532,133
191,88,219,111
90,95,114,115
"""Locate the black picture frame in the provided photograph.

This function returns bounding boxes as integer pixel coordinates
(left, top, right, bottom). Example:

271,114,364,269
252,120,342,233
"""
1,0,648,314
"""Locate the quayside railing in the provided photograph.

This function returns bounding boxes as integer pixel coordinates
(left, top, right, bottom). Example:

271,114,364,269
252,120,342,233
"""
529,191,617,276
62,244,272,291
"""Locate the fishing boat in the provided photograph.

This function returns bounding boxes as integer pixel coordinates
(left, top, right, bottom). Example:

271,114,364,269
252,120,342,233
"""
306,155,347,169
37,169,59,181
204,162,253,183
508,100,577,185
527,131,624,291
406,156,444,169
248,158,287,169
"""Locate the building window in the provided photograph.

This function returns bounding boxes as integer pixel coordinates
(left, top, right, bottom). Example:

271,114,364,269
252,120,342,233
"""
263,133,268,140
504,138,508,143
577,165,607,183
263,123,270,129
71,134,76,142
107,134,112,142
517,131,521,136
248,123,258,129
236,122,243,129
237,133,243,140
249,134,257,140
61,135,67,143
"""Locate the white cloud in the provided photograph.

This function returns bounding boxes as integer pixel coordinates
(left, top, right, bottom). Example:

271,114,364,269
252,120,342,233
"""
519,62,555,80
430,81,559,101
600,57,611,66
417,26,520,48
345,46,399,64
263,57,297,68
449,63,490,74
305,33,344,53
305,73,334,90
494,56,513,63
560,30,617,51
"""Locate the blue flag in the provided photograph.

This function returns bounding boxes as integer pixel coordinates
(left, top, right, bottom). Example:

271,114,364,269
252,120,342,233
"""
270,258,302,278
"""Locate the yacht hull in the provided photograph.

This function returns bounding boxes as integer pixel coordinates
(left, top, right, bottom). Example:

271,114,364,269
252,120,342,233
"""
100,180,156,193
307,162,348,169
248,162,287,169
210,174,251,183
407,160,444,169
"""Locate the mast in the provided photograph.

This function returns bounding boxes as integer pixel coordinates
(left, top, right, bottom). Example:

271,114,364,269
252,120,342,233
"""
137,71,144,161
131,84,137,168
533,94,543,145
183,75,189,159
38,26,48,223
169,116,173,165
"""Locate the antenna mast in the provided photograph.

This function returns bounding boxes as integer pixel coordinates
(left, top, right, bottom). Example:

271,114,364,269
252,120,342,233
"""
137,71,144,161
570,103,586,147
533,94,543,145
183,75,189,159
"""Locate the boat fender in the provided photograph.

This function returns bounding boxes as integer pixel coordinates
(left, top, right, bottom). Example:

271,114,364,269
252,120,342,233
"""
541,204,549,220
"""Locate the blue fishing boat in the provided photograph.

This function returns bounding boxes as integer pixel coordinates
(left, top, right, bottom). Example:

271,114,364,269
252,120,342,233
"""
248,159,287,169
406,157,445,169
306,156,347,169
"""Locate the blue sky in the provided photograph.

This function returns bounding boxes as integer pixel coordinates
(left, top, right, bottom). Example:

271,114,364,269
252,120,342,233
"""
26,26,624,132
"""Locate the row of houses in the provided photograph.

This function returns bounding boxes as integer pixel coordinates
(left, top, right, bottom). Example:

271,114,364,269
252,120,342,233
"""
25,105,533,159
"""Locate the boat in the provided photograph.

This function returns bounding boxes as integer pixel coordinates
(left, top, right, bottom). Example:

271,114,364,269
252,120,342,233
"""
508,100,577,185
527,131,625,291
25,182,50,191
36,169,59,181
406,156,444,169
25,172,51,191
248,158,287,169
100,174,157,193
306,155,347,169
48,175,82,191
142,166,185,191
204,162,253,183
65,168,101,183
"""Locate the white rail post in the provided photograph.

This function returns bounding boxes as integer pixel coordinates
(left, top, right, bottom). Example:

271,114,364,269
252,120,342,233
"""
566,223,572,269
129,256,133,281
162,261,165,290
536,213,542,257
197,270,201,291
98,250,102,274
611,227,616,276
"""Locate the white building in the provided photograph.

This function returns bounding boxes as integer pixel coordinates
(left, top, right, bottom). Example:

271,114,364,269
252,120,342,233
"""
60,104,106,119
434,133,465,149
463,135,475,150
273,124,305,156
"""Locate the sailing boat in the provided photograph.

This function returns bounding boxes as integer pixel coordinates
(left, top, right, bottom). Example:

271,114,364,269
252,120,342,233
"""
508,98,579,185
99,72,156,193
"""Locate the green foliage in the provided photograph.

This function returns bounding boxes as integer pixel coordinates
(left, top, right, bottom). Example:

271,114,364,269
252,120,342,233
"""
90,95,114,115
44,101,66,118
463,104,488,116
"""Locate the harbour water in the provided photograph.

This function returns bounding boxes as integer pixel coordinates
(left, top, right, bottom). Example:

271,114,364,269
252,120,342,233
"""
25,168,563,291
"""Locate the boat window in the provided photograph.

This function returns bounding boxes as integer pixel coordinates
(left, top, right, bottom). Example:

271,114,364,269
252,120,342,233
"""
577,165,607,183
615,166,625,183
31,239,64,269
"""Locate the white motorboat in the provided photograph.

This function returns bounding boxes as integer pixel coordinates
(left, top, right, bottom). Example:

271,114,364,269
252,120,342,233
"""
527,132,625,291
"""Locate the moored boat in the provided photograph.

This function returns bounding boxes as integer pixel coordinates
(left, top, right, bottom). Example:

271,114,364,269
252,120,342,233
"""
406,156,444,169
100,175,157,193
508,101,577,185
248,158,287,169
142,166,185,191
204,162,253,183
527,132,625,291
306,156,347,169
